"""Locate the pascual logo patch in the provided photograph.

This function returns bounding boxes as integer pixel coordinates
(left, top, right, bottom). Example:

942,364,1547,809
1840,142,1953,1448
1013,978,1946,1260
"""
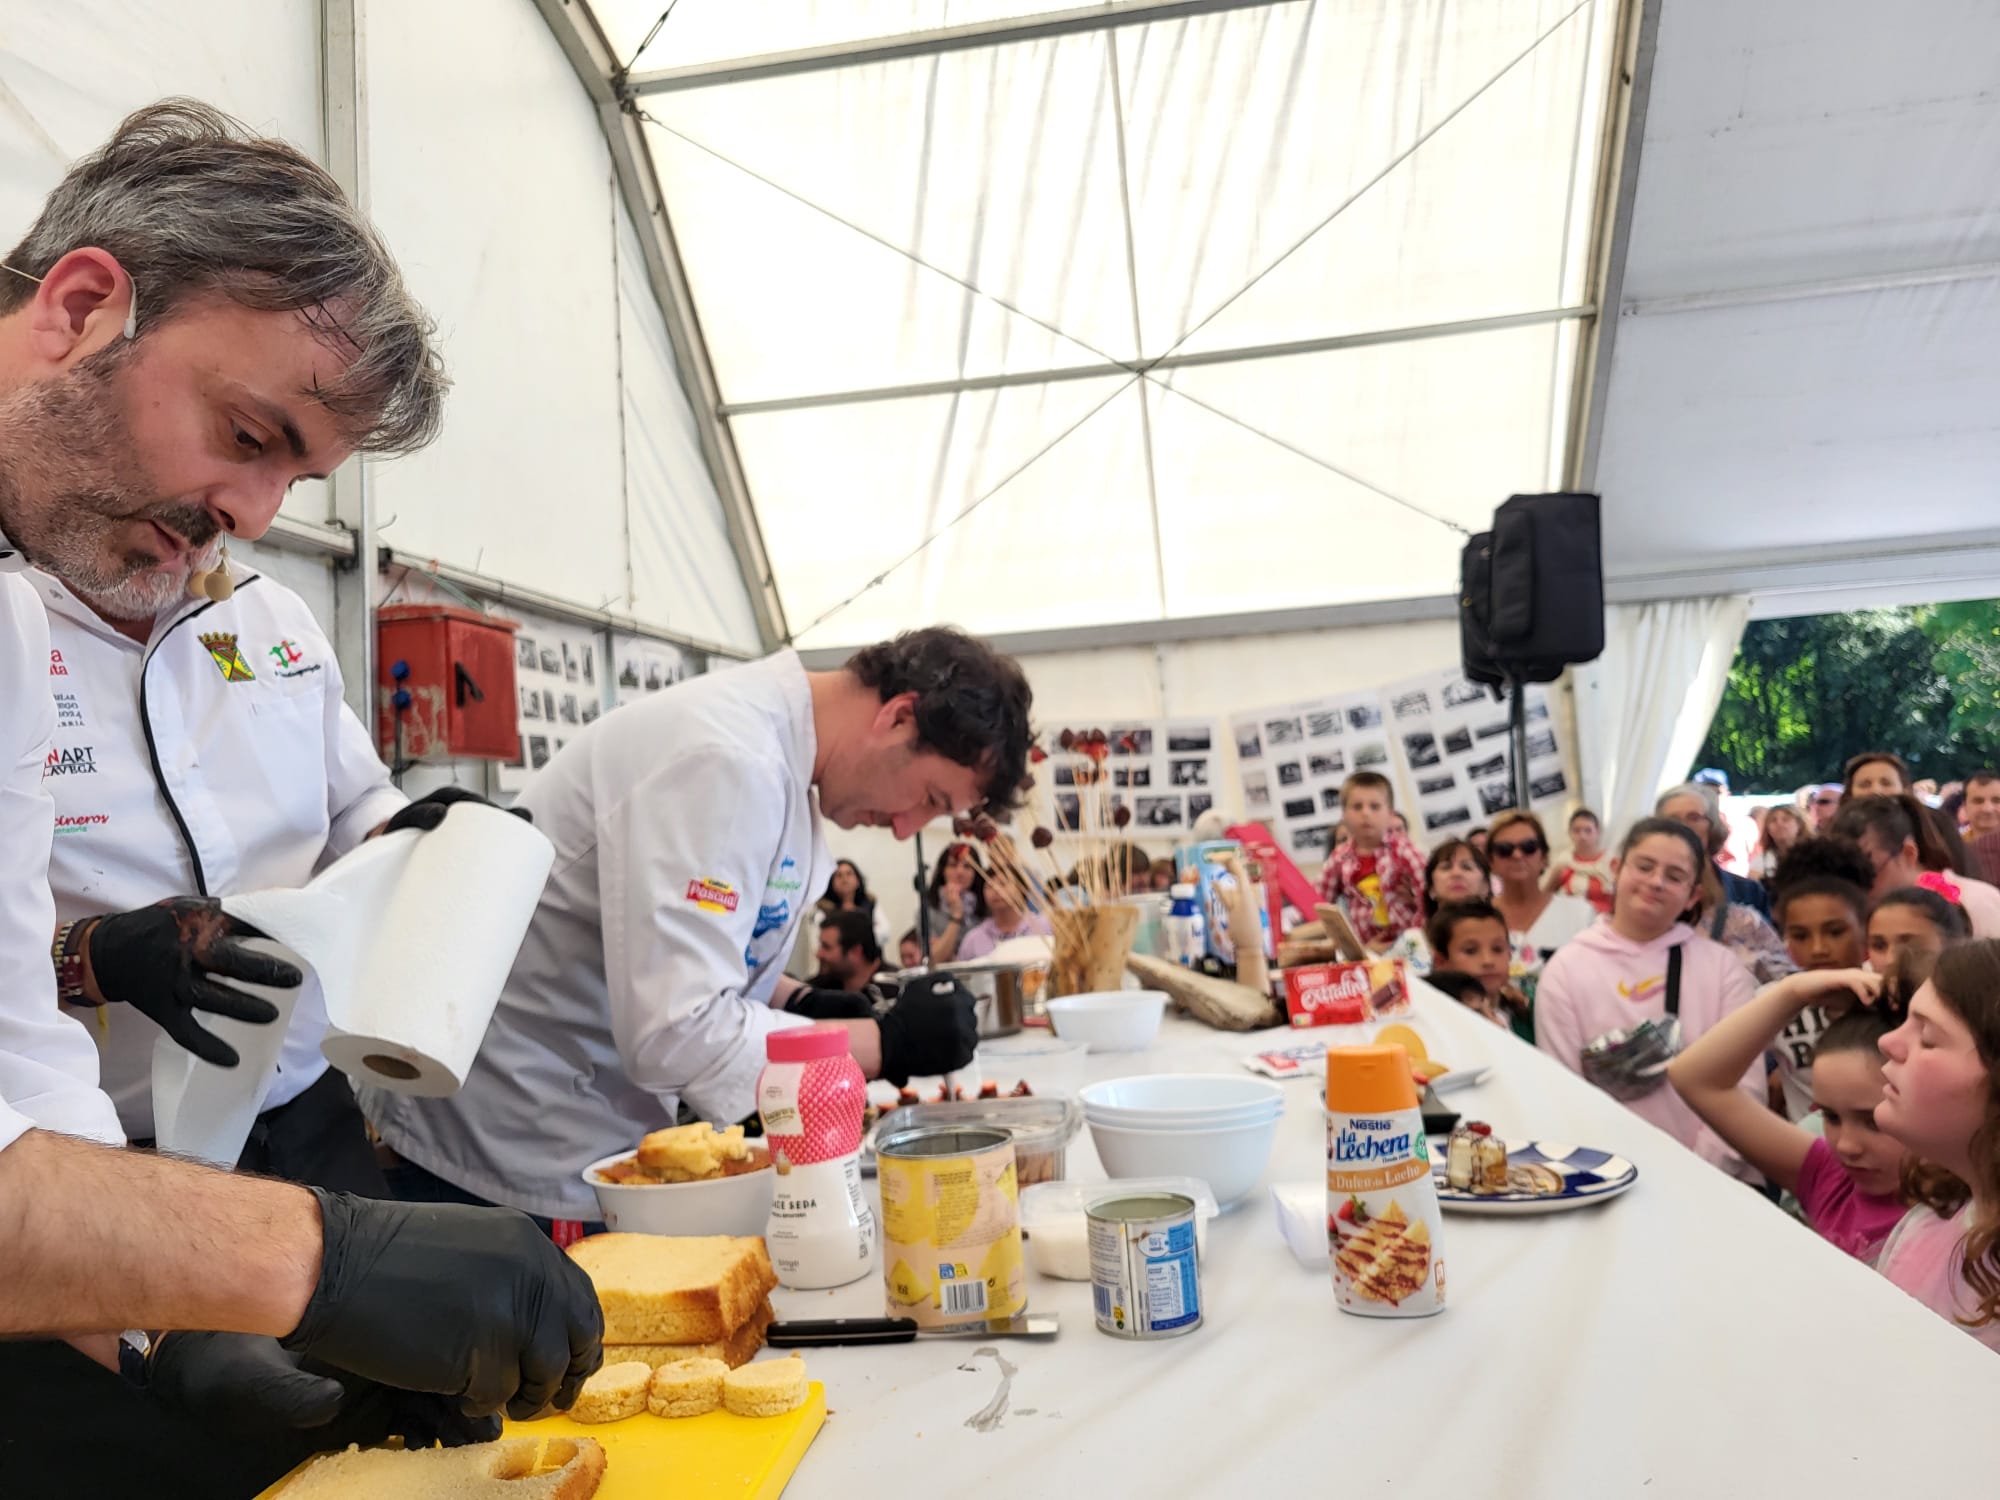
44,745,97,778
685,878,739,914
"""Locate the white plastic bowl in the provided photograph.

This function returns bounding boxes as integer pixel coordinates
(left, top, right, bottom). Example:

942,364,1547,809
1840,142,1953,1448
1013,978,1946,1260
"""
1044,990,1167,1052
1081,1074,1285,1118
1084,1103,1282,1134
583,1149,775,1235
1086,1114,1282,1208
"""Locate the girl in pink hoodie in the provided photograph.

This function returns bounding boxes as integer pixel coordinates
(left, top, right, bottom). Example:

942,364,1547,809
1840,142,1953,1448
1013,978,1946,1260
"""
1536,818,1763,1180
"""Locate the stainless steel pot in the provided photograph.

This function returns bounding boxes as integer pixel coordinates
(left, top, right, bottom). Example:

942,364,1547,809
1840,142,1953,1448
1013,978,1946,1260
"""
931,959,1036,1039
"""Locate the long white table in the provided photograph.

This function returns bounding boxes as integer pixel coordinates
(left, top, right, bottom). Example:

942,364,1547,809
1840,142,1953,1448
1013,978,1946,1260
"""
773,994,2000,1495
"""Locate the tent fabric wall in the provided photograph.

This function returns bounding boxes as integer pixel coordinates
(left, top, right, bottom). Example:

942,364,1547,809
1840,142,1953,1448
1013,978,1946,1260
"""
1572,595,1750,841
1591,0,2000,601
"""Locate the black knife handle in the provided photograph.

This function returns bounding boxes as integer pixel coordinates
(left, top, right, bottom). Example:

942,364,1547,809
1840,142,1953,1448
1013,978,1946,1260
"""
767,1317,920,1347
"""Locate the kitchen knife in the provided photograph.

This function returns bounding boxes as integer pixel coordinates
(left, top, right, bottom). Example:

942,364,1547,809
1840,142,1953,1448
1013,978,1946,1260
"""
767,1313,1059,1347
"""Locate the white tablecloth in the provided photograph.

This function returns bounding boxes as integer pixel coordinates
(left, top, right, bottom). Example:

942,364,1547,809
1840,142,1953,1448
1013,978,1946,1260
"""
773,991,2000,1496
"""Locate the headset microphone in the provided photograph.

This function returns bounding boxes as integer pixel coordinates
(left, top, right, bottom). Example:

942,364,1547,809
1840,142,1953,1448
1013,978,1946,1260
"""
187,541,234,602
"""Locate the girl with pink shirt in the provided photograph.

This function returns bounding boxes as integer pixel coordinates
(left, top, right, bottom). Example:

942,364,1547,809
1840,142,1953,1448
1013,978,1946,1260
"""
1534,819,1762,1181
1668,964,1916,1262
1872,942,2000,1353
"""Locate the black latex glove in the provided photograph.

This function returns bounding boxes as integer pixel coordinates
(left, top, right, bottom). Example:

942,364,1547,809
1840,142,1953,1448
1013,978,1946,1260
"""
381,786,531,835
81,898,298,1067
787,986,874,1020
875,975,980,1086
149,1332,501,1447
284,1190,604,1421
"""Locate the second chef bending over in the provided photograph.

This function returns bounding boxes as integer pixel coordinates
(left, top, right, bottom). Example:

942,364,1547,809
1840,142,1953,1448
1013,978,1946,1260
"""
369,626,1033,1230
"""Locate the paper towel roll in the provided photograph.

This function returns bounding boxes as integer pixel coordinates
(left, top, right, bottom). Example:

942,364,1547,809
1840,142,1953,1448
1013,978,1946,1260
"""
225,802,556,1098
150,937,305,1168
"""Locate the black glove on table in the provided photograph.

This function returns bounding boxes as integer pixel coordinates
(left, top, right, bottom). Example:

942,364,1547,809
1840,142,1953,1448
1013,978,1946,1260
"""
380,786,531,835
80,897,298,1067
148,1332,501,1448
875,975,980,1086
283,1190,604,1421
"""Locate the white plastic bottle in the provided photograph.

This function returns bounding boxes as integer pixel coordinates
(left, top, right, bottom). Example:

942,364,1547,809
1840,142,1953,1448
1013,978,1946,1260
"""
1326,1044,1446,1318
758,1025,875,1289
1165,883,1205,966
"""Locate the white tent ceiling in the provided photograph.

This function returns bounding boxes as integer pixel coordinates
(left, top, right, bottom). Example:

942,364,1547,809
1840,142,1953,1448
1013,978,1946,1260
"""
584,0,1621,648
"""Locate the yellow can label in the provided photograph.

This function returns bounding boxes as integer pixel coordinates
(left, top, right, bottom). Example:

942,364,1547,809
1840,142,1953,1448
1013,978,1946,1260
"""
878,1143,1025,1327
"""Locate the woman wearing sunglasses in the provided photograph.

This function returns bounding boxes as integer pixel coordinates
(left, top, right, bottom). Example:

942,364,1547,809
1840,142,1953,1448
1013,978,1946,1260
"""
1486,809,1597,980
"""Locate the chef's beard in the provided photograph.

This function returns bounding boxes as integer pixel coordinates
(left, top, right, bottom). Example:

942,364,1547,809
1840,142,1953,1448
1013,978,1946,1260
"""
0,344,217,620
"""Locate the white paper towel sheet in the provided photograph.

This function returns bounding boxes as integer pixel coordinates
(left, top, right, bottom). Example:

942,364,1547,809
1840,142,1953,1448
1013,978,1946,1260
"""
152,804,555,1165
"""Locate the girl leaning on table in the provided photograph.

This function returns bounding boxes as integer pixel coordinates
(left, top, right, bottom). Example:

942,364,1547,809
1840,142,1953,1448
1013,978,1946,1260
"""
1533,818,1764,1182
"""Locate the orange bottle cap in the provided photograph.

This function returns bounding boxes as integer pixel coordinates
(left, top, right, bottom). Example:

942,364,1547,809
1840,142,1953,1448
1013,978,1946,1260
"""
1324,1044,1420,1114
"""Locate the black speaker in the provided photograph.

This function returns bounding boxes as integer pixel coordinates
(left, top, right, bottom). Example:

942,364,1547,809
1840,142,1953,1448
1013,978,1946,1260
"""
1460,492,1605,686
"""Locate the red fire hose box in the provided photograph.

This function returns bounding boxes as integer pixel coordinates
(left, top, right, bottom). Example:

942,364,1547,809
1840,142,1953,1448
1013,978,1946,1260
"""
375,604,521,762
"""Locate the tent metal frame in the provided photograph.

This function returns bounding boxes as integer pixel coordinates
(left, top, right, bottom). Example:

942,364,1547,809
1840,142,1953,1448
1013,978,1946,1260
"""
534,0,789,651
625,0,1286,94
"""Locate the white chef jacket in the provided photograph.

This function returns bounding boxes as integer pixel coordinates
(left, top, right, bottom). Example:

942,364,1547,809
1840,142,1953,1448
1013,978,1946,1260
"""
32,564,406,1139
0,538,123,1154
368,650,822,1220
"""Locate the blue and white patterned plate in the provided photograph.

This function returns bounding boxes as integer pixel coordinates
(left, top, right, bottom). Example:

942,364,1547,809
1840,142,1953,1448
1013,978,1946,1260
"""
1432,1140,1638,1216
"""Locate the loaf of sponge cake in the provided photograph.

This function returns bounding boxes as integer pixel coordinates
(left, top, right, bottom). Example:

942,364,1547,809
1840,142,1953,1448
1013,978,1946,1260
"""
566,1234,777,1345
276,1436,605,1498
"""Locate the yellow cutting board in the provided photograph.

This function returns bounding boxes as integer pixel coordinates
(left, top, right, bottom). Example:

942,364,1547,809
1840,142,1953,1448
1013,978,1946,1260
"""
259,1383,825,1500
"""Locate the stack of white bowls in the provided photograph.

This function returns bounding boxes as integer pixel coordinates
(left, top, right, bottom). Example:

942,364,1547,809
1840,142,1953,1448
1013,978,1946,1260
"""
1080,1074,1285,1207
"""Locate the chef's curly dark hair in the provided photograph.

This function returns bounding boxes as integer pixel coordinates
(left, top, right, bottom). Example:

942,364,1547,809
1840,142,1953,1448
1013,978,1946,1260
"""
847,627,1033,816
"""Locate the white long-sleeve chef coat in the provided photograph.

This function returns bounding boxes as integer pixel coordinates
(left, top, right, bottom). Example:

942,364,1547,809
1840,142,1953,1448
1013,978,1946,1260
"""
32,564,406,1139
368,650,822,1220
0,539,123,1155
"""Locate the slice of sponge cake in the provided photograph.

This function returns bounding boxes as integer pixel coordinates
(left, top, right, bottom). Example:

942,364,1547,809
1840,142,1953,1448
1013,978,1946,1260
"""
566,1234,777,1345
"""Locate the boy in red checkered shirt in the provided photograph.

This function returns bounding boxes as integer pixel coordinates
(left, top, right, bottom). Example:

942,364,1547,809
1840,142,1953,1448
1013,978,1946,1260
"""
1317,771,1426,952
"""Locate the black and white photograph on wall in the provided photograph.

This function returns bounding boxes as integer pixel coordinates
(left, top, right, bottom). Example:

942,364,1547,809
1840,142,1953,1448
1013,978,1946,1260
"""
1308,751,1345,778
1442,726,1474,755
581,701,600,725
1402,732,1440,769
1465,751,1506,781
581,644,595,685
1417,772,1457,797
1056,792,1082,828
1129,765,1152,788
1136,795,1183,828
1054,762,1078,787
516,635,537,669
507,736,525,768
645,660,666,691
1477,780,1516,816
1113,767,1130,788
1526,728,1558,760
1117,727,1156,756
1425,804,1473,833
562,642,579,682
1529,771,1569,800
1244,772,1270,808
541,689,556,721
539,646,560,675
1527,698,1550,722
1292,824,1333,855
1170,758,1208,787
1188,793,1213,820
1284,797,1315,820
1277,761,1304,787
1391,690,1431,721
1321,787,1343,812
619,659,640,690
1475,720,1511,741
559,694,579,725
1306,710,1340,738
1235,727,1263,761
528,735,551,770
1354,742,1389,768
1167,727,1211,753
520,686,540,720
1443,678,1489,710
1345,702,1383,731
1266,716,1304,746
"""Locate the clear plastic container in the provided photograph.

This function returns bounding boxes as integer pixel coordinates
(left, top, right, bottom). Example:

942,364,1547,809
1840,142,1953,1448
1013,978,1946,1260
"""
872,1095,1082,1187
978,1033,1090,1097
1019,1176,1222,1280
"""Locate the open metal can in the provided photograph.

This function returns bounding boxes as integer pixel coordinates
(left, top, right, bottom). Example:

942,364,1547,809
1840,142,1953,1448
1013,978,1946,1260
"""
876,1125,1026,1328
1087,1191,1202,1338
